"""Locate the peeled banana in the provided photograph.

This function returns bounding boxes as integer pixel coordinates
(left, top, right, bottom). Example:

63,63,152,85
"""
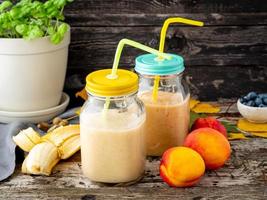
13,127,41,152
14,125,80,176
22,142,60,175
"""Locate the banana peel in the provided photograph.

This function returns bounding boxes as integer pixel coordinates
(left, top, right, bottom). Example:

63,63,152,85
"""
14,125,80,176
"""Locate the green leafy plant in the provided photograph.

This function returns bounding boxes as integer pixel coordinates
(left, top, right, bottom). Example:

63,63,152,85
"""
0,0,73,44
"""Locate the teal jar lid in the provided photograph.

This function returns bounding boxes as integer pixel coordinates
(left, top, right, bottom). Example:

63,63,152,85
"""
135,53,184,75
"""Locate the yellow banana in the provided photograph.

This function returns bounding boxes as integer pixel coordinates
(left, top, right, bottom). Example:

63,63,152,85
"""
14,125,80,176
13,127,41,152
42,125,80,147
22,142,60,175
59,135,80,159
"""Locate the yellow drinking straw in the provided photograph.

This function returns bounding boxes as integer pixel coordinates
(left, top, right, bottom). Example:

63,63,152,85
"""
152,17,204,102
109,39,171,79
103,39,171,112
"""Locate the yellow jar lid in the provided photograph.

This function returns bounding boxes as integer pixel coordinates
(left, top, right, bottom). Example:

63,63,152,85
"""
85,69,138,97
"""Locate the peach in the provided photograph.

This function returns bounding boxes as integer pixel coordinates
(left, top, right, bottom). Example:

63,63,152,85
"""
191,117,227,138
184,128,231,170
160,147,205,187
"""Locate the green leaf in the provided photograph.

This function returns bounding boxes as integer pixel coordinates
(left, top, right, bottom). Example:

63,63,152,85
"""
9,7,21,19
221,121,239,133
50,32,63,44
17,0,32,6
25,25,44,40
57,23,68,35
0,1,12,13
43,1,53,9
46,26,55,35
54,0,67,8
0,0,72,43
15,24,28,35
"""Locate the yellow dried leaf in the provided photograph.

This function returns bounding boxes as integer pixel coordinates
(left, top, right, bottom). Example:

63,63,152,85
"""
249,132,267,138
191,103,220,113
228,133,248,140
190,99,200,110
237,119,267,132
75,88,88,101
75,108,81,115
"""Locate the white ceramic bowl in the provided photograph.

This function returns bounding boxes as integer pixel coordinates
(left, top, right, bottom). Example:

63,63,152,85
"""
0,93,69,124
237,99,267,123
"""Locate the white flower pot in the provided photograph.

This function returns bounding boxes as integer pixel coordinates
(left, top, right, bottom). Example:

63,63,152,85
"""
0,29,70,112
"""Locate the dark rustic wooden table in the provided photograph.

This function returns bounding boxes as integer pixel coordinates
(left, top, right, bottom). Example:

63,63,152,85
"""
0,101,266,200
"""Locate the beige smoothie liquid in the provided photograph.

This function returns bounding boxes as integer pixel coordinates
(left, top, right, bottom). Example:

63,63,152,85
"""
139,91,190,156
80,110,145,183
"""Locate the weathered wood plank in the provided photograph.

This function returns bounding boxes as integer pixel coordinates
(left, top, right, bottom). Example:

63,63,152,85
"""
65,13,267,27
65,0,267,14
68,26,267,68
0,185,266,200
184,66,267,100
65,65,267,101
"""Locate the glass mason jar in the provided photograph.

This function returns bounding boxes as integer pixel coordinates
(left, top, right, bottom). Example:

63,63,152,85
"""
135,53,190,156
80,69,146,183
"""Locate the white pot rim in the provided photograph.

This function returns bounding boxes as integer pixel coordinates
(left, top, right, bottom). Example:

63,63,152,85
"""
0,26,71,55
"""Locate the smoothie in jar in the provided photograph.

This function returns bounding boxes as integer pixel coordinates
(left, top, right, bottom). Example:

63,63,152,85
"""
135,53,191,156
80,68,146,183
139,91,190,156
80,109,145,183
135,17,203,156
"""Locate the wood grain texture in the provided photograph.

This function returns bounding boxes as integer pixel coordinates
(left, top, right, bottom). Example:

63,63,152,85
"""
65,65,267,101
0,102,266,199
0,185,266,200
60,0,267,100
68,26,267,67
65,13,267,27
65,0,267,14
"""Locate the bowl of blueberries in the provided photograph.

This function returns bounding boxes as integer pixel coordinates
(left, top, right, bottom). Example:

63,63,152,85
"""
237,92,267,123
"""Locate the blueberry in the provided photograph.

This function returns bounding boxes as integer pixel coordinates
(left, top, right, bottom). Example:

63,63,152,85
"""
259,104,266,107
247,92,257,100
240,97,245,103
263,98,267,105
247,100,255,107
243,95,250,101
255,97,263,106
258,93,267,98
242,101,247,106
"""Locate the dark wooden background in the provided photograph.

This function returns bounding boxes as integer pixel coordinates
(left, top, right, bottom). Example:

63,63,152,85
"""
63,0,267,103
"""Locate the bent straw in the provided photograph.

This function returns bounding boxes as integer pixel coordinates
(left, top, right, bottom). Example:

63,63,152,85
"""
109,39,171,79
152,17,204,102
103,39,171,112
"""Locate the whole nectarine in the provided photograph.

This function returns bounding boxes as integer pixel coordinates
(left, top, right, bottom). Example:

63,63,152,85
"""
191,117,227,138
184,128,231,170
160,147,205,187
